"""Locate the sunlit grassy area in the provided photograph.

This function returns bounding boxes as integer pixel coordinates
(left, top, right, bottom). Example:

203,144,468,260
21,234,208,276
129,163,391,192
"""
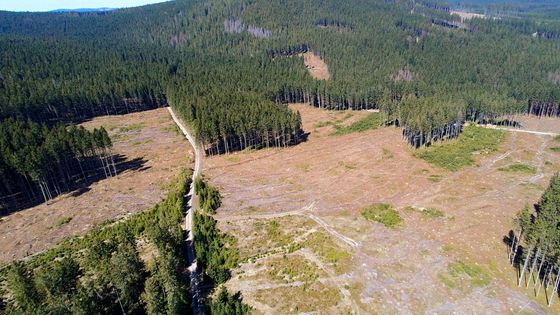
331,112,384,135
362,203,403,228
498,163,537,174
414,126,505,171
439,260,491,289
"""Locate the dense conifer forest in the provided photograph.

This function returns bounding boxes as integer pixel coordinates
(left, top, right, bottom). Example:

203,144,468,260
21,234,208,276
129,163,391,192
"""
0,0,559,151
0,120,116,213
509,174,560,306
1,0,559,151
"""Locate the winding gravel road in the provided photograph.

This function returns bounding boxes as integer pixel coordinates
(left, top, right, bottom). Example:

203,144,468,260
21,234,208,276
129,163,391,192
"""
168,107,203,315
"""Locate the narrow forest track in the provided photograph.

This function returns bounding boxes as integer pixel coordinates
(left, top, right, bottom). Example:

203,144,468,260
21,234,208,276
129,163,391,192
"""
167,107,203,315
484,132,517,171
529,136,549,184
478,125,559,137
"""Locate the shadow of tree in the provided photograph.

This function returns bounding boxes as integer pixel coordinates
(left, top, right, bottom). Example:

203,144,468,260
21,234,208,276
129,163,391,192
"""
0,154,150,216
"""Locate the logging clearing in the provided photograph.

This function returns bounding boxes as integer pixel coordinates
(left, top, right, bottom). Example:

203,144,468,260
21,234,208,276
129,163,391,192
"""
204,103,560,313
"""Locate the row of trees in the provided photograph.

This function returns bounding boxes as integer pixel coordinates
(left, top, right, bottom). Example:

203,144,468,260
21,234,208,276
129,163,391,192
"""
527,100,560,118
2,169,193,314
195,177,222,214
193,177,249,314
509,174,560,306
0,119,116,213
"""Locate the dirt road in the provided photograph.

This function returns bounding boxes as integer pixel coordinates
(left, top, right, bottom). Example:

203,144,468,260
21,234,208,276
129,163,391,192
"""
478,125,558,137
168,107,203,315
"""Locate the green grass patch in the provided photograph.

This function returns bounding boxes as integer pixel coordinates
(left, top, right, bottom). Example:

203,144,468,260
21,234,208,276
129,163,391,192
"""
449,261,491,287
331,112,383,135
362,203,403,228
304,231,350,273
498,163,537,174
441,260,491,289
266,220,280,238
554,135,560,142
55,216,72,227
119,122,146,133
428,174,442,182
111,133,129,142
161,124,181,135
267,255,320,284
414,126,504,171
550,147,560,153
438,273,457,289
313,121,330,128
422,207,444,218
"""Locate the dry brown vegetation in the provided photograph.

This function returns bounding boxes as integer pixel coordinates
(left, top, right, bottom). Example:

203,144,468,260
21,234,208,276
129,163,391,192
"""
0,108,192,265
303,52,331,80
205,104,560,313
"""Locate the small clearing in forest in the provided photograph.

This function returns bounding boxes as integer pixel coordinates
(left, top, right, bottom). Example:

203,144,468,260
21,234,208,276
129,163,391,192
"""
302,52,331,80
450,10,487,21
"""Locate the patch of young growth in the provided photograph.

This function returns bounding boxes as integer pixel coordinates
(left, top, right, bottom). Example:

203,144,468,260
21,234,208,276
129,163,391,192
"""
267,255,320,284
195,177,222,214
422,207,445,218
331,112,383,135
415,126,504,171
304,231,351,273
439,260,491,289
119,123,146,133
428,174,443,182
55,216,72,227
362,203,403,228
498,163,537,174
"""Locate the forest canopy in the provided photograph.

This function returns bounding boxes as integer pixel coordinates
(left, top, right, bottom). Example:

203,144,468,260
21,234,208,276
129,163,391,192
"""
0,0,559,149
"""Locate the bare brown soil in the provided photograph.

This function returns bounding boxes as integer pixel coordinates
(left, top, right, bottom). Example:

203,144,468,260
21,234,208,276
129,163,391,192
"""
0,108,192,265
302,52,331,80
516,115,560,134
206,104,560,314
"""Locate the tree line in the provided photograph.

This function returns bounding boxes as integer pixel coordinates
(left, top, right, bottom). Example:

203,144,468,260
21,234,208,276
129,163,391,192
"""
193,177,250,314
0,119,116,214
509,173,560,307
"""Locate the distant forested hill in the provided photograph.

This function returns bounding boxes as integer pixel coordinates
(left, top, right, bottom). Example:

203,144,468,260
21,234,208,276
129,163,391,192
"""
450,0,560,18
0,0,559,151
